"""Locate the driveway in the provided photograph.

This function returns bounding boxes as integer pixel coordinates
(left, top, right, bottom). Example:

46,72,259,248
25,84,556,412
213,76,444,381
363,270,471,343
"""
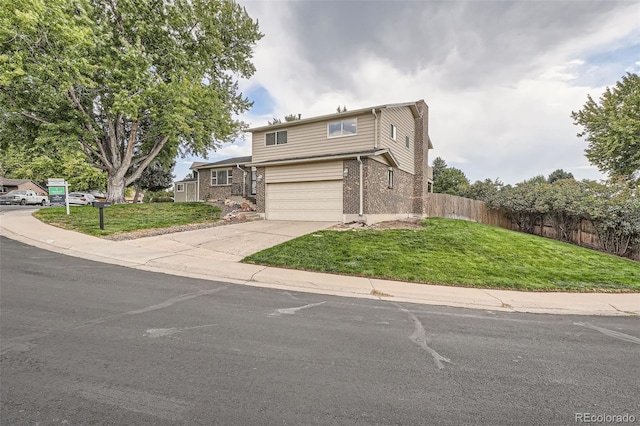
122,220,336,262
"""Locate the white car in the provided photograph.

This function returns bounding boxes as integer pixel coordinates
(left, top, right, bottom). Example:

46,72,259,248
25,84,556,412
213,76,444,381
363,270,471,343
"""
68,192,96,206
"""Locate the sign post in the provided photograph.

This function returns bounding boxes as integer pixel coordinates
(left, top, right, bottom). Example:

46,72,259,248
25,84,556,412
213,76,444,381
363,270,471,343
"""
47,178,69,215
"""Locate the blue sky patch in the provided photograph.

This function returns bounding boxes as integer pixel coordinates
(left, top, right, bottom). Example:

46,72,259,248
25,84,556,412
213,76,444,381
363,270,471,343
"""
245,85,275,116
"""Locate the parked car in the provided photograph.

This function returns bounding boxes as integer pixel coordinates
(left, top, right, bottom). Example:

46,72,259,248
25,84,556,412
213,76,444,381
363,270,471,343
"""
87,190,107,201
68,192,96,206
0,190,48,206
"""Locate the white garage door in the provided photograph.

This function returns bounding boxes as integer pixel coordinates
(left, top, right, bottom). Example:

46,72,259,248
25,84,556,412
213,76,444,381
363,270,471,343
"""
266,180,343,221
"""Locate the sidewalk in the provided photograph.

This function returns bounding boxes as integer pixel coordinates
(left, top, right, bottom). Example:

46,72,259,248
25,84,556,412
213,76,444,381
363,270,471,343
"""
1,210,638,316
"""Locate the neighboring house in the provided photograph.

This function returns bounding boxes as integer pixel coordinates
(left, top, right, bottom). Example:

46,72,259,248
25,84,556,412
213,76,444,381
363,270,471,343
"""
179,100,433,223
0,177,48,196
185,156,254,202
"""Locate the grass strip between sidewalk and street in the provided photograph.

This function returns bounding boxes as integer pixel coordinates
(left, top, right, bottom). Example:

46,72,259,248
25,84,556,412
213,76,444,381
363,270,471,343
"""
33,202,221,237
242,218,640,292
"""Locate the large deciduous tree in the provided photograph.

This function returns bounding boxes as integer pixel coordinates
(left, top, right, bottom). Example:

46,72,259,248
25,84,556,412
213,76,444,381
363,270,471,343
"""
0,0,262,203
571,73,640,186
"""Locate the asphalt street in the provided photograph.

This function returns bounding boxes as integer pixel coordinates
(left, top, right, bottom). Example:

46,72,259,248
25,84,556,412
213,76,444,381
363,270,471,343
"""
1,236,639,425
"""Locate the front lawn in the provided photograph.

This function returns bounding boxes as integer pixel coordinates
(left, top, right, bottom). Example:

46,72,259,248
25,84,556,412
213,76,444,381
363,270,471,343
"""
33,202,221,237
243,218,640,292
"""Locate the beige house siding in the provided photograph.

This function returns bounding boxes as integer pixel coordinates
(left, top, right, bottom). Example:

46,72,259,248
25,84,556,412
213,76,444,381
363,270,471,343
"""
265,161,343,183
252,113,375,163
174,182,187,202
378,107,415,174
370,155,390,166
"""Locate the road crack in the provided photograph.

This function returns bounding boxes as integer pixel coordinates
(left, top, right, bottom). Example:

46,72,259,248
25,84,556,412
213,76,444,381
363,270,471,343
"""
392,302,452,370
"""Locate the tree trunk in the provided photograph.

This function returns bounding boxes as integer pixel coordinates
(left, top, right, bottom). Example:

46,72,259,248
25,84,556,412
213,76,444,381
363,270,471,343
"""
133,183,142,204
107,173,127,204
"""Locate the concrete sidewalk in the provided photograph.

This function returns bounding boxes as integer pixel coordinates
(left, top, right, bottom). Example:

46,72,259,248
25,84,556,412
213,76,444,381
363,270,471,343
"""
1,210,638,316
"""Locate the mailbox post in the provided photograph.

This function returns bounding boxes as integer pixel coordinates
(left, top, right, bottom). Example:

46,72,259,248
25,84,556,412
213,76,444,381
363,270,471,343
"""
92,201,111,230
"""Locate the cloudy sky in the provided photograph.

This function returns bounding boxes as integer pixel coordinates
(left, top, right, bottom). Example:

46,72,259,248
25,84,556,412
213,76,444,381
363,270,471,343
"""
175,0,640,185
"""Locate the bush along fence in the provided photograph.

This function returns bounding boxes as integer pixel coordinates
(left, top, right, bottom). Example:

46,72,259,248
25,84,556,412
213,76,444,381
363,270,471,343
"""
427,179,640,261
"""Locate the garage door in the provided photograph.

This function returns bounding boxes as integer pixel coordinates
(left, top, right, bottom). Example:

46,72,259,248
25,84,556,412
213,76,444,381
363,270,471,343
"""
266,181,343,221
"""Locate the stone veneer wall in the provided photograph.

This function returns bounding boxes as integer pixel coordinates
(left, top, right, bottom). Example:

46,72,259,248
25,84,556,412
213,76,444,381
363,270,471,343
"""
255,167,266,213
198,168,236,201
343,158,414,216
412,100,429,215
343,159,361,214
363,159,414,214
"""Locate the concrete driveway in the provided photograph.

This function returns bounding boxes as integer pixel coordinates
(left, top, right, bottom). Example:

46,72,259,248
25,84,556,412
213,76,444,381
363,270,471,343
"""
123,220,336,262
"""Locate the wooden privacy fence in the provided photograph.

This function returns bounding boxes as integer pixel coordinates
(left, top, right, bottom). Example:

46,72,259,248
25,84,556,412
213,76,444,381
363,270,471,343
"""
426,193,511,228
426,193,640,261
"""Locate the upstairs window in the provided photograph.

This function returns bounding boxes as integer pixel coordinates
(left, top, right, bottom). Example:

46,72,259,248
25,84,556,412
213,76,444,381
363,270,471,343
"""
405,136,410,149
211,169,232,186
327,118,357,138
390,124,397,141
265,130,287,146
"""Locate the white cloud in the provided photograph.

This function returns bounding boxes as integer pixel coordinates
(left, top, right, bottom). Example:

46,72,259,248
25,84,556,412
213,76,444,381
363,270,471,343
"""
177,0,637,185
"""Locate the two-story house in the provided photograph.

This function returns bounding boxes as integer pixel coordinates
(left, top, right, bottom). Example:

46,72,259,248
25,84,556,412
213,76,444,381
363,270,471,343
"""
180,100,433,224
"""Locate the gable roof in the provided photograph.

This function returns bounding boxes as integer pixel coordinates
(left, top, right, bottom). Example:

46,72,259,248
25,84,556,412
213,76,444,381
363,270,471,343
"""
0,177,47,192
247,100,426,133
191,156,252,170
250,149,399,168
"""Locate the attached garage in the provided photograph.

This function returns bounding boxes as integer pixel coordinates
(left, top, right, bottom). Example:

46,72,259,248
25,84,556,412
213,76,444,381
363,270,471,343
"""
265,161,343,222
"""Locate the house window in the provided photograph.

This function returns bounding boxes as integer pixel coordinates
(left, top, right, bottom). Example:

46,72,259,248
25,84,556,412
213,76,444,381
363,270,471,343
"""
388,169,394,188
327,118,357,138
265,130,287,146
390,124,397,141
211,169,232,186
176,184,185,192
405,136,410,149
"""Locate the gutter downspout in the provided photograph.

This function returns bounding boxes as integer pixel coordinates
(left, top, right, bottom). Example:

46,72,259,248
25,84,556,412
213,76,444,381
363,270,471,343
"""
372,109,378,149
236,164,245,197
357,155,363,217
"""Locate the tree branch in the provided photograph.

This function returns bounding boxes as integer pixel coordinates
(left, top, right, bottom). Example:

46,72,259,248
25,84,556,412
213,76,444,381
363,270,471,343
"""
107,118,119,167
19,111,52,124
66,87,102,148
125,134,170,186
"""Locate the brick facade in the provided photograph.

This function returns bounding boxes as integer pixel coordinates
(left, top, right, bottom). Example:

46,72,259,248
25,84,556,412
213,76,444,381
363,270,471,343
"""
343,159,414,216
198,167,246,201
363,159,414,214
343,159,361,214
255,167,265,213
412,100,430,214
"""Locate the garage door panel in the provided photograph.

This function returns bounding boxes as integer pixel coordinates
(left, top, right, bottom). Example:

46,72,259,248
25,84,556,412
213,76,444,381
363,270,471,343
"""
266,181,343,222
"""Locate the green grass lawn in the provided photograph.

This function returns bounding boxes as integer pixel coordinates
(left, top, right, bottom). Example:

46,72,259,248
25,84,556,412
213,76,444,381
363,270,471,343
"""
33,202,221,237
243,218,640,292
